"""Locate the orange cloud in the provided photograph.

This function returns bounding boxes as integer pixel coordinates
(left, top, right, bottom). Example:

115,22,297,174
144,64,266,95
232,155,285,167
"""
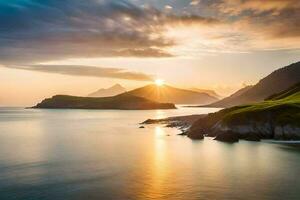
6,65,154,81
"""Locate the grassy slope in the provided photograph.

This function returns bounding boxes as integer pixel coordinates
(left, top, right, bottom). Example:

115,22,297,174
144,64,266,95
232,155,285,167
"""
223,91,300,126
189,85,300,138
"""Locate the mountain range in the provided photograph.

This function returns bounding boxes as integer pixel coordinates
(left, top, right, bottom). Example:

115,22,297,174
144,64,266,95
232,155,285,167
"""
208,61,300,107
33,84,219,110
88,84,126,97
189,88,222,99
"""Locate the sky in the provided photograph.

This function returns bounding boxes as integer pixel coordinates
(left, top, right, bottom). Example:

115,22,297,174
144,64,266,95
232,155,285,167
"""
0,0,299,106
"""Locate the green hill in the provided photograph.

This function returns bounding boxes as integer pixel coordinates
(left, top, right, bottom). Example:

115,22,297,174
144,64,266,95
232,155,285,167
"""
208,61,300,107
188,83,300,141
33,94,176,110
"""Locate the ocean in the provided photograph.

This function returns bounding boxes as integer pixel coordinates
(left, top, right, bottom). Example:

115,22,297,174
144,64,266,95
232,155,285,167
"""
0,107,300,200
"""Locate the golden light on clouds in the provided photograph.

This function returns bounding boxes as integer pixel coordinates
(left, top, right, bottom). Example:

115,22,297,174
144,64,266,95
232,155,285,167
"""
0,0,299,106
162,24,238,56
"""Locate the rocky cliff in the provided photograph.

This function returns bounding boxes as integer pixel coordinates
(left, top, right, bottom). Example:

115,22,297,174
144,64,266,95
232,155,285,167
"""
188,83,300,141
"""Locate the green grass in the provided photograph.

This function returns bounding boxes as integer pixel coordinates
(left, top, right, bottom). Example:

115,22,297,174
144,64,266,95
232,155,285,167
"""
222,91,300,126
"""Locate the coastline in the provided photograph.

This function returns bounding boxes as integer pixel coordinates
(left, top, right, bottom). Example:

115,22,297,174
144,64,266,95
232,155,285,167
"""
141,114,205,134
142,114,300,144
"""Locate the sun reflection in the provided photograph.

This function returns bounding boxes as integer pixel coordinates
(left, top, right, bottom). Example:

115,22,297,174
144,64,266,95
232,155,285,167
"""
155,126,165,137
139,126,168,199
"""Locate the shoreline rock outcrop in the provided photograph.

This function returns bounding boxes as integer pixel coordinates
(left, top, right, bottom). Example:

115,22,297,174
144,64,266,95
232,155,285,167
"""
214,132,239,143
141,115,204,137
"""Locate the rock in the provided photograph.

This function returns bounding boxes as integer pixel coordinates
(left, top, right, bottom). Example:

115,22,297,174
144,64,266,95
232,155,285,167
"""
142,119,158,124
139,126,145,129
178,131,187,136
282,125,300,140
165,122,184,128
244,134,261,142
142,115,203,126
274,125,300,140
214,132,239,143
187,130,204,140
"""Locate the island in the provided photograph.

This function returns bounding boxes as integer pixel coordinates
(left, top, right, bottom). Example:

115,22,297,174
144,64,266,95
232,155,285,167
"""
32,94,176,110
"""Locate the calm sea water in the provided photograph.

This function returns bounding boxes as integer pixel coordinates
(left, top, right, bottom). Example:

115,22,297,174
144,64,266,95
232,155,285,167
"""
0,107,300,200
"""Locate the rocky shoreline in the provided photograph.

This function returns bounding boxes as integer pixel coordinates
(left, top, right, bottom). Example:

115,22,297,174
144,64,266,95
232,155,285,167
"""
141,114,300,143
141,114,259,142
141,115,205,135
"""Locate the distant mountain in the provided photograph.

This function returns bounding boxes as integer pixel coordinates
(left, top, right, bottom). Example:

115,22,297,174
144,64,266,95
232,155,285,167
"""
208,61,300,107
208,85,253,107
125,84,218,105
189,88,221,99
88,84,126,97
33,94,176,110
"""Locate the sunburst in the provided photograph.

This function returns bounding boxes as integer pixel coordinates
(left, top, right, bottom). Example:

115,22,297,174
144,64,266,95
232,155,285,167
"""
155,79,165,86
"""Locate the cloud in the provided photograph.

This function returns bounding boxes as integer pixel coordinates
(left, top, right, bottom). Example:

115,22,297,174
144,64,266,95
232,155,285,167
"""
164,0,300,53
0,0,220,65
164,5,173,10
166,14,221,26
214,0,300,15
0,0,171,64
6,64,154,81
0,0,225,82
0,0,299,65
117,48,173,57
190,0,201,6
212,0,300,39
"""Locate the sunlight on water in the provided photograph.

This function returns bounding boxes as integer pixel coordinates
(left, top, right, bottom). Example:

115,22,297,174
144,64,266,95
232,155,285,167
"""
155,110,167,119
155,126,166,138
0,108,300,200
141,127,169,199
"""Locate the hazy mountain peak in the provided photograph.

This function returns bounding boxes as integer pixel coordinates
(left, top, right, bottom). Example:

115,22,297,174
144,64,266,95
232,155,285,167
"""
189,88,221,99
88,84,126,97
110,84,124,90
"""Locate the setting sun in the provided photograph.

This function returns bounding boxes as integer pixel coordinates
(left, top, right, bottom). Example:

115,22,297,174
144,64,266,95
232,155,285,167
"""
155,79,165,86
